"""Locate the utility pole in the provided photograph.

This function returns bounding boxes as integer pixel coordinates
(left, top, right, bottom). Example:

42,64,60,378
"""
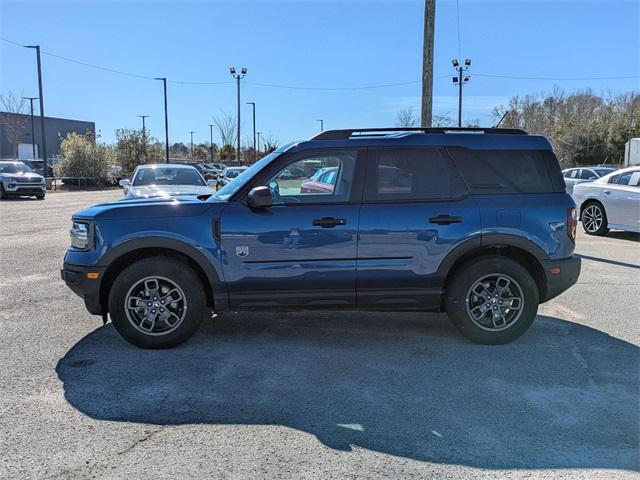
246,102,256,163
452,59,471,127
154,77,170,163
421,0,436,127
23,96,38,159
209,124,214,163
25,45,47,175
256,131,262,156
189,131,196,158
229,67,247,164
316,119,324,132
138,115,149,164
138,115,149,136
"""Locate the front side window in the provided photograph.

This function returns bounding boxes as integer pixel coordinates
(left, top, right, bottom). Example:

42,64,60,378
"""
266,151,357,205
579,169,597,180
365,148,466,201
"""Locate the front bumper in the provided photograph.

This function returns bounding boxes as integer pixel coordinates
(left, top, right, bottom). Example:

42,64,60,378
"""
61,263,106,315
4,183,46,194
541,255,581,302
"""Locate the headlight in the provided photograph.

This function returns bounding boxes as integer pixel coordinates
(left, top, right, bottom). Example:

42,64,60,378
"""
69,221,91,250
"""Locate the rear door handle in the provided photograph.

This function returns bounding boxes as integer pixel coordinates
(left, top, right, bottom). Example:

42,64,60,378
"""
313,217,346,228
429,214,462,225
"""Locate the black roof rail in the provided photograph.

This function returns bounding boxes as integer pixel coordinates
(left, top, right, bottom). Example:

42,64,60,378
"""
310,127,528,141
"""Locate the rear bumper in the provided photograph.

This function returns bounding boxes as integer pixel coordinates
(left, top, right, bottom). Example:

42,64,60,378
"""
61,263,106,315
540,255,581,302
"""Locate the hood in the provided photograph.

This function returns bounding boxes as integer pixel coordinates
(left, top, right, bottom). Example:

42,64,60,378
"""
72,193,222,221
126,184,213,198
0,172,44,181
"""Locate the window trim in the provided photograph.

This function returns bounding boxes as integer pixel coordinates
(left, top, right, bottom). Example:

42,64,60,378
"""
234,147,365,206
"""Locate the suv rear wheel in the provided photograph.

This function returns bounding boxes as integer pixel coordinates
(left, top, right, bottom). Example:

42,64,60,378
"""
445,256,539,344
108,256,206,348
581,201,609,236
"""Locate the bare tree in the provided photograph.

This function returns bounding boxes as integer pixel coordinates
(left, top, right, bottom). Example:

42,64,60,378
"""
212,110,237,148
432,113,454,127
0,92,29,159
395,106,419,127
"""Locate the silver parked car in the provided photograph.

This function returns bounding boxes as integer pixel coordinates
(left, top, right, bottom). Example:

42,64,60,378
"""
562,166,617,194
573,166,640,235
119,164,216,199
0,161,46,200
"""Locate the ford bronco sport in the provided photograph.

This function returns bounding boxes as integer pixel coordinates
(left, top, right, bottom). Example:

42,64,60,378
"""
62,127,581,348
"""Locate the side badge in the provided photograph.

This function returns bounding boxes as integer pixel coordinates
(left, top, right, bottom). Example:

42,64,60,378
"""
236,246,249,258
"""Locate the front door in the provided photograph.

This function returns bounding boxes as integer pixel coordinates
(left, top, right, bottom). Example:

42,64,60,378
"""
220,149,363,309
357,147,481,309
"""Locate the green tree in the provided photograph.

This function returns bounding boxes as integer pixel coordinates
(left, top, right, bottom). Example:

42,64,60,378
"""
55,132,114,185
115,128,164,175
218,144,235,161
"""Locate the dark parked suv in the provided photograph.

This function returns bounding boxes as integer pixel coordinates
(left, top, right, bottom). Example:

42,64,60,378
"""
62,127,580,348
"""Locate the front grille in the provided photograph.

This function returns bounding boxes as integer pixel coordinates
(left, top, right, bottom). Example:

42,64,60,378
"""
15,187,43,193
15,177,42,184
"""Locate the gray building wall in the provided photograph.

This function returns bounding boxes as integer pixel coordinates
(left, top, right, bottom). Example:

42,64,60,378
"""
0,112,95,160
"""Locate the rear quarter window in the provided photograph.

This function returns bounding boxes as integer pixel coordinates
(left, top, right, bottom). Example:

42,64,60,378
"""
448,148,562,194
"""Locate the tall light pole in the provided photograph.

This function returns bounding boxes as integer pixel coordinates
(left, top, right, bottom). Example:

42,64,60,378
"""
189,131,196,158
256,131,262,156
421,0,436,127
138,115,149,136
316,119,324,132
246,102,256,163
229,67,247,164
25,45,47,175
22,96,38,159
138,115,149,164
209,124,214,163
452,58,471,127
154,77,170,163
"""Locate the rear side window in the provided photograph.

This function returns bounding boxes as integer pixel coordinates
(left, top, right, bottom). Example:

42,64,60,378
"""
364,148,467,201
448,148,559,194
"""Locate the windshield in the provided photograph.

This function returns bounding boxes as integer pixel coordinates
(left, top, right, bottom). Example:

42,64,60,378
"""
225,168,245,178
132,166,205,186
212,150,282,201
0,162,33,174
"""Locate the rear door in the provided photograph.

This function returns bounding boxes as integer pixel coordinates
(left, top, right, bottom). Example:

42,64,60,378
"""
604,170,640,230
356,147,480,309
220,149,364,309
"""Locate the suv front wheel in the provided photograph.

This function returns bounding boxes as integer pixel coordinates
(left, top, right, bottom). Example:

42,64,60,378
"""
445,256,539,344
108,256,206,348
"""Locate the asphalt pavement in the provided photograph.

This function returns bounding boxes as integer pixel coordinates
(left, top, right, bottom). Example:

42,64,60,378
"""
1,190,638,479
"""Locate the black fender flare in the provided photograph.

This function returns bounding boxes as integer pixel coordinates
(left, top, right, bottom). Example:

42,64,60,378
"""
436,233,549,282
97,236,227,311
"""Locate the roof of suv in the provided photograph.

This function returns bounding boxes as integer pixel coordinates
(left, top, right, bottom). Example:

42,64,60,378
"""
288,127,552,153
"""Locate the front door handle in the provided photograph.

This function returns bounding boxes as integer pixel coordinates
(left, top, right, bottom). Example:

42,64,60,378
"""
603,190,611,195
313,217,346,228
429,214,463,225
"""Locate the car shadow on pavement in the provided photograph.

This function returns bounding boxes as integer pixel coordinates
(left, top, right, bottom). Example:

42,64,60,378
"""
56,312,639,471
604,231,640,242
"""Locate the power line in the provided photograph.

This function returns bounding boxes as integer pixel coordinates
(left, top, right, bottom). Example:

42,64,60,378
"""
2,37,638,90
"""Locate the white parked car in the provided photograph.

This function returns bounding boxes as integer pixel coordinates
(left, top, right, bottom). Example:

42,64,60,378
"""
573,166,640,235
119,164,216,199
562,166,617,193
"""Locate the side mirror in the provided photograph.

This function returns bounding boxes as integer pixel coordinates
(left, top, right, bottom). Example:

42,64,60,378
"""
246,186,273,209
119,178,130,188
207,179,217,187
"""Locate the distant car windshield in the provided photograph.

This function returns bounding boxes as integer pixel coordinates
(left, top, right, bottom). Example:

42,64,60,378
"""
594,168,616,177
0,162,33,174
224,168,246,179
132,167,205,186
212,150,282,201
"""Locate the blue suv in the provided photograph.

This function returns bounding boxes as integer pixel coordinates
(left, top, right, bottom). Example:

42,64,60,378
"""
62,127,581,348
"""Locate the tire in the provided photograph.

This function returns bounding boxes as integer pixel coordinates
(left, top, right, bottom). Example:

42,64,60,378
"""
445,256,539,345
0,184,7,200
108,256,206,348
581,201,609,236
36,193,45,200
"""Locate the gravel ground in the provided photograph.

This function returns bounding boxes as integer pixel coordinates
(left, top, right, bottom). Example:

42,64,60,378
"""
1,190,638,479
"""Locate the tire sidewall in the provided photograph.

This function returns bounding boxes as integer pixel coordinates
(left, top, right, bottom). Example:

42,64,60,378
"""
446,256,539,345
108,257,206,348
581,201,609,236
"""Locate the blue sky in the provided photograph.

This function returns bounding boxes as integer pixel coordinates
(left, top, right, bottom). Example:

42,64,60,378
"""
1,0,638,146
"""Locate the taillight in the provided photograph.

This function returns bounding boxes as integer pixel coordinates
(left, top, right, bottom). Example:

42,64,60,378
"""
567,208,577,243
